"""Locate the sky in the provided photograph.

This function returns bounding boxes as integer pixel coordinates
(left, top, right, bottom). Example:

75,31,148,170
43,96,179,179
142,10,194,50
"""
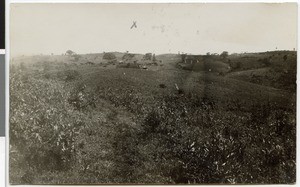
10,3,297,56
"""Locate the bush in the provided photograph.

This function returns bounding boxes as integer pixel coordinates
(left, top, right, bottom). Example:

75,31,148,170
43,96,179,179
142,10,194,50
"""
103,53,116,60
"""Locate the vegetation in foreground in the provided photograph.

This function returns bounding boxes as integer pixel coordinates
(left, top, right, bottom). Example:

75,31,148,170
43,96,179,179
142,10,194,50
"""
10,51,296,184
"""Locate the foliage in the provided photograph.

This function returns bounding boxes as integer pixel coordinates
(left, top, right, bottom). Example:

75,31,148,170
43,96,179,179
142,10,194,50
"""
137,95,295,184
122,53,135,61
258,58,271,66
103,53,116,60
9,63,92,184
220,51,229,59
63,69,82,82
9,55,296,184
10,70,84,176
66,50,75,56
143,53,152,60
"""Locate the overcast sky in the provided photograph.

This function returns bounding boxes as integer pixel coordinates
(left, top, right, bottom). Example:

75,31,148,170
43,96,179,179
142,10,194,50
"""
10,3,297,56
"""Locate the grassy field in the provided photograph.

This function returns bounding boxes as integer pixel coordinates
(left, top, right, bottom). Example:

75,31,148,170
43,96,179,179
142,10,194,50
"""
9,51,296,184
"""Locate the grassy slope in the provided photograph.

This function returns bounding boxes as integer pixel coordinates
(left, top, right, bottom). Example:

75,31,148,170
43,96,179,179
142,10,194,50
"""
10,51,296,184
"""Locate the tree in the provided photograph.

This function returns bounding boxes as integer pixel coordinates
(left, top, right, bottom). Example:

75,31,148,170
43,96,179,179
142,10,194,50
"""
66,50,75,56
143,53,152,60
103,53,116,60
220,51,229,59
283,55,288,61
152,54,156,62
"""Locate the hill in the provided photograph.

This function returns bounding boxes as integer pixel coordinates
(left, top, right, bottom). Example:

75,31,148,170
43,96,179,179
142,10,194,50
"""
10,50,296,184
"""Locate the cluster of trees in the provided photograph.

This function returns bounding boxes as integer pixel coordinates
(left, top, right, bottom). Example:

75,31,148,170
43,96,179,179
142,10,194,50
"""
143,53,156,61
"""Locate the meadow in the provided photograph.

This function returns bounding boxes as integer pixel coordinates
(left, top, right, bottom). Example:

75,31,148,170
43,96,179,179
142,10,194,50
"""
9,51,296,184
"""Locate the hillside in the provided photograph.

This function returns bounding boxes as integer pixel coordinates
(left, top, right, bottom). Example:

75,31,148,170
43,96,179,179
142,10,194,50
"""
10,50,296,184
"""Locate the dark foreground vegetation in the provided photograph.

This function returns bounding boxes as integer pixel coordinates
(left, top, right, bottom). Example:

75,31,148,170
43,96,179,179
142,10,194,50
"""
10,51,296,184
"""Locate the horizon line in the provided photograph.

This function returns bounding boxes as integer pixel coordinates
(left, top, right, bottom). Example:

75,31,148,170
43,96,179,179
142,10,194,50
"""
11,49,298,58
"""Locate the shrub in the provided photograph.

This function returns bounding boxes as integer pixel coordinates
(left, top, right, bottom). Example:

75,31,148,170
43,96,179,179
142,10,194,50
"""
103,53,116,60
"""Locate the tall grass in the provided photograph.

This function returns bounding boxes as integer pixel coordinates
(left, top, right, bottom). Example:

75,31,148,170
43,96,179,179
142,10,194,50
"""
9,60,296,184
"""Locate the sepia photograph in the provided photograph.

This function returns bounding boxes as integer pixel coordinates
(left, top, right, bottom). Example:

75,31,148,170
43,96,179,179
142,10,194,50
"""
9,3,297,184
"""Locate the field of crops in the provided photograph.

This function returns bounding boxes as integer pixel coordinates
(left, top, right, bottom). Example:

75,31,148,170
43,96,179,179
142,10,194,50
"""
9,52,296,184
